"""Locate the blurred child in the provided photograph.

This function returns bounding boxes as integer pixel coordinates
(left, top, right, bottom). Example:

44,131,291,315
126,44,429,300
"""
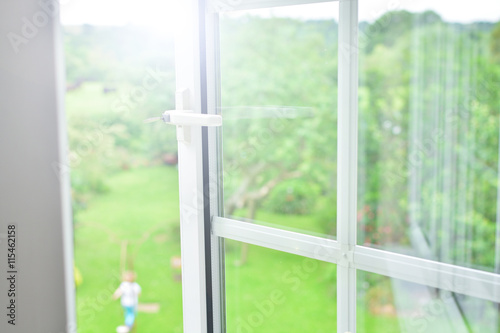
113,271,141,332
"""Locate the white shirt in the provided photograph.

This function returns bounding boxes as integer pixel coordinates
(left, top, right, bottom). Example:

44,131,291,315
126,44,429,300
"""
119,281,141,307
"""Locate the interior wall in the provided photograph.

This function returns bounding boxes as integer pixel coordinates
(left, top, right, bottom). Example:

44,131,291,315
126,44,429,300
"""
0,0,76,332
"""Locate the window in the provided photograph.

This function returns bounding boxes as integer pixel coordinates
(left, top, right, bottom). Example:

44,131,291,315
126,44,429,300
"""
175,0,500,332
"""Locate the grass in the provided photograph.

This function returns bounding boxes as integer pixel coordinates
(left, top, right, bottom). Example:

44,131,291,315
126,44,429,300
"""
66,82,123,117
74,166,401,332
74,166,183,333
225,241,337,332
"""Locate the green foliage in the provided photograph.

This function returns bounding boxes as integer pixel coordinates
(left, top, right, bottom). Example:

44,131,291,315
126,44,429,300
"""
314,193,337,236
220,16,338,224
216,12,500,271
64,26,176,219
63,25,174,85
357,12,500,271
360,10,442,53
491,22,500,63
263,179,322,215
66,81,177,220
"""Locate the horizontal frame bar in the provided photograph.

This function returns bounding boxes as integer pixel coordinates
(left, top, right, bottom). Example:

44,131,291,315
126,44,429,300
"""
212,217,341,263
212,216,500,304
354,245,500,304
208,0,334,13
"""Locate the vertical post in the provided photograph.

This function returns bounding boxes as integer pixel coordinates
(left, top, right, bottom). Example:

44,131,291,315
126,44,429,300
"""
337,0,358,332
205,9,227,333
175,0,209,332
495,114,500,329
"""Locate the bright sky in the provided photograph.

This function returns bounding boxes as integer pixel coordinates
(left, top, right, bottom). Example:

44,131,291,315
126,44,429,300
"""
60,0,500,31
60,0,184,32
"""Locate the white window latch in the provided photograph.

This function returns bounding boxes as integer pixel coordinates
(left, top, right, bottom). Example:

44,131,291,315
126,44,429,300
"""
144,90,222,144
160,110,222,127
163,110,222,144
145,110,222,144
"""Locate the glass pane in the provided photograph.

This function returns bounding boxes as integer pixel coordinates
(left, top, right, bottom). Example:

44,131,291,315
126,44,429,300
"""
357,0,500,271
225,240,336,332
219,2,339,237
357,271,500,333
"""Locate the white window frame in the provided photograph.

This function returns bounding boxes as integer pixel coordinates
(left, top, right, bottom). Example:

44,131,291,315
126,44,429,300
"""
175,1,500,332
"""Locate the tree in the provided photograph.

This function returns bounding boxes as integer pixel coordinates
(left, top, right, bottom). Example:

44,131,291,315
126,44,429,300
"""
219,16,339,263
491,22,500,63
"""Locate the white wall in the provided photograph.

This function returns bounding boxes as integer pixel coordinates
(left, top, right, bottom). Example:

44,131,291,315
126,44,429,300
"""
0,0,76,332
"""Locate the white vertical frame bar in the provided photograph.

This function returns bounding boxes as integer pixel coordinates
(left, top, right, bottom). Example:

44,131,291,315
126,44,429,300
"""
205,7,227,333
176,0,209,332
337,0,358,332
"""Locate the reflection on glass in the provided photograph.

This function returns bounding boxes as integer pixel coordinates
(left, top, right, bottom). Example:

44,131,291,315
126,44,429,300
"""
357,272,499,333
225,240,336,332
357,1,500,272
220,2,339,236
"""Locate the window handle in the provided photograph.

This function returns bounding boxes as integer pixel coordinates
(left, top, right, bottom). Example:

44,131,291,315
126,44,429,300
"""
144,110,222,127
160,110,222,127
144,110,222,144
144,89,221,143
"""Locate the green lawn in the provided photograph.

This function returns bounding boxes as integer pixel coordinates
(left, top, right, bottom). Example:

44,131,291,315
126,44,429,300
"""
74,166,183,333
66,82,123,117
225,241,338,332
74,166,399,332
